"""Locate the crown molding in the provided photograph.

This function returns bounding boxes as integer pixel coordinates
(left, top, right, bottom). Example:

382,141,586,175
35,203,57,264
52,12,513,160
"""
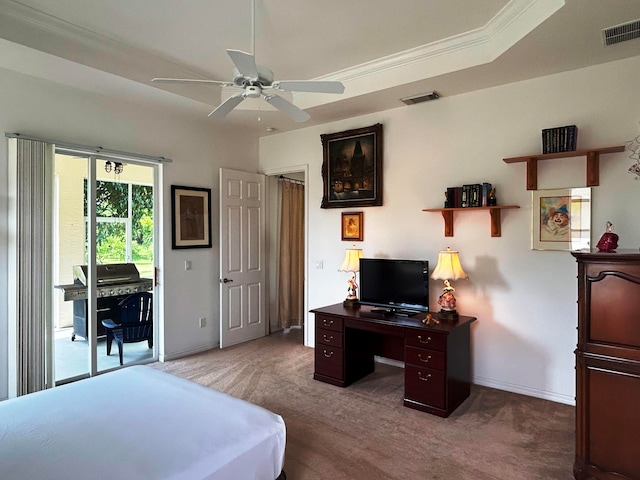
317,0,565,84
294,0,565,108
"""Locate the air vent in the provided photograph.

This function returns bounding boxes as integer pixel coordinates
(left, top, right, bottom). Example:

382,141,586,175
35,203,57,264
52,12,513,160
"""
602,19,640,46
400,91,440,105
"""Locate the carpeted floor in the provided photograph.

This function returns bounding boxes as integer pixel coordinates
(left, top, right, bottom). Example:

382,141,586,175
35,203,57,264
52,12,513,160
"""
152,330,575,480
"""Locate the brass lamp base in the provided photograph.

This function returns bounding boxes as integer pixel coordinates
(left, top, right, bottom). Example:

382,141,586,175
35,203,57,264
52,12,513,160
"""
343,297,361,308
437,309,459,322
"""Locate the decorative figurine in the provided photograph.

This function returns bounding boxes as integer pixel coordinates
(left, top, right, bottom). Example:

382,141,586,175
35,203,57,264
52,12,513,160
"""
343,273,360,307
421,313,440,326
437,280,457,311
596,221,619,252
487,187,497,206
347,274,358,298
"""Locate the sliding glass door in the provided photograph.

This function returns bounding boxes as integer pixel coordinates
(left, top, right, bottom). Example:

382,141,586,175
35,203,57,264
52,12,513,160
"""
53,154,157,384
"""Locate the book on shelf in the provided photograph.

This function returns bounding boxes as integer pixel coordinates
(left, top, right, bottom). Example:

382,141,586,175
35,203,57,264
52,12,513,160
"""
482,182,492,207
445,184,492,208
542,125,578,154
461,185,469,208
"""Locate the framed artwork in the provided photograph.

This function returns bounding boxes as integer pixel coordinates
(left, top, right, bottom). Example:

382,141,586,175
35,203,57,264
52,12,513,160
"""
320,123,383,208
532,187,591,251
341,212,363,241
171,185,212,249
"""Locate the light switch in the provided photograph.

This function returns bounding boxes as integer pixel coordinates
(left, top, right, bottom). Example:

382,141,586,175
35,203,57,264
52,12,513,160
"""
315,260,323,269
185,260,192,271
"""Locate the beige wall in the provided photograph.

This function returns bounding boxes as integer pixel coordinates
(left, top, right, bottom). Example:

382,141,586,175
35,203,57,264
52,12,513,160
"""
260,54,640,405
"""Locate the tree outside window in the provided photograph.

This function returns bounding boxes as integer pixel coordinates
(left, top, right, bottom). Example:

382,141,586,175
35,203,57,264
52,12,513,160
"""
84,180,154,277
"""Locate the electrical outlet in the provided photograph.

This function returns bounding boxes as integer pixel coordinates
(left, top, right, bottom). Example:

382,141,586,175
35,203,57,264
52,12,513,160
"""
199,317,206,328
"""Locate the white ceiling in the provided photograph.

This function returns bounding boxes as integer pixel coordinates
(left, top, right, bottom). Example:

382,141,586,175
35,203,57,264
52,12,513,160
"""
0,0,639,138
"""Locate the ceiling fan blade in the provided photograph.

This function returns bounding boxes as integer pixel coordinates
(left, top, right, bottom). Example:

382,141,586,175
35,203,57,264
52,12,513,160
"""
273,80,345,94
226,49,259,80
264,94,310,123
208,93,245,118
152,78,231,86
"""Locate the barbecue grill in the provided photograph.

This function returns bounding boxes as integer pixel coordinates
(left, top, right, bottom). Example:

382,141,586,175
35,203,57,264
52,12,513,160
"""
55,263,153,341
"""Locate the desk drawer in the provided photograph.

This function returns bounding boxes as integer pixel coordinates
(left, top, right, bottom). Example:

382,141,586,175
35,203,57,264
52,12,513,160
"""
315,345,344,380
405,346,445,371
404,365,445,409
316,314,343,332
405,330,446,352
317,328,343,348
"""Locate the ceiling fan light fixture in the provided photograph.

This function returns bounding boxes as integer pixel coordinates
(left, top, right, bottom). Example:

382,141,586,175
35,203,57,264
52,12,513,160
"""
244,85,261,98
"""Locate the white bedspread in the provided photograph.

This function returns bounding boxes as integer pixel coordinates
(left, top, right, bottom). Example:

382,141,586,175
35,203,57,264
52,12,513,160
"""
0,365,286,480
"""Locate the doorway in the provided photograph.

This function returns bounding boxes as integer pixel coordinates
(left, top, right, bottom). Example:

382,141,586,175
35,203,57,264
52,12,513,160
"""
52,154,158,383
265,166,309,346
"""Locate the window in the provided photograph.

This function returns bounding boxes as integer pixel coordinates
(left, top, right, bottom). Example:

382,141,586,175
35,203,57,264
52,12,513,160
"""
84,180,154,277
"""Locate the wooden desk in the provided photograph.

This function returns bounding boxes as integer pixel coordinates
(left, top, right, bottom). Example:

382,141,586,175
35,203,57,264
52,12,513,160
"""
311,303,476,417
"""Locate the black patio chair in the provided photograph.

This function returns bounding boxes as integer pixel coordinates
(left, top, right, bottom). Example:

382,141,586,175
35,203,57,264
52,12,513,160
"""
102,291,153,365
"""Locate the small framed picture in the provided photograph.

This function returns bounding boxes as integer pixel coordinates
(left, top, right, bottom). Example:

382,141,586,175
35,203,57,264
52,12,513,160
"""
341,212,363,241
532,187,591,251
171,185,212,249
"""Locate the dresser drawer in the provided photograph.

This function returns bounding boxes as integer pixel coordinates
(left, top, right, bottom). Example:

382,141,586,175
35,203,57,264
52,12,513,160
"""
315,345,344,380
405,330,446,352
316,314,343,332
316,328,343,348
404,365,445,409
405,346,445,371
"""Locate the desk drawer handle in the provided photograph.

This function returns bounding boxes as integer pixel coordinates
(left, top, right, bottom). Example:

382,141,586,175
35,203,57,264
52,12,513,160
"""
418,372,432,382
323,349,334,358
418,354,431,363
323,319,334,327
417,335,431,344
323,334,334,342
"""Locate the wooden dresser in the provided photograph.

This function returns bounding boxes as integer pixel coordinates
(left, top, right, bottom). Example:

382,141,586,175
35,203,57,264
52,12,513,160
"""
571,251,640,480
311,303,476,417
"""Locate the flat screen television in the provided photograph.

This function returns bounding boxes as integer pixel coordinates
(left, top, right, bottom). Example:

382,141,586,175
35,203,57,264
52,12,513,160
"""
359,258,429,315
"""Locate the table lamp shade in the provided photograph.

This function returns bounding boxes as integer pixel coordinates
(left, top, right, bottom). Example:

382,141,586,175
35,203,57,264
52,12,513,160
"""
338,246,363,273
431,247,468,281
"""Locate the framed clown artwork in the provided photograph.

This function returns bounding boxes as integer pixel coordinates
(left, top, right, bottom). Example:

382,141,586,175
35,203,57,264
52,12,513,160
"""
532,187,591,251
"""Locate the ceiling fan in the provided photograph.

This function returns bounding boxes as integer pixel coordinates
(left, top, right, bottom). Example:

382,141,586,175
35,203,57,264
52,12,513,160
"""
152,2,344,123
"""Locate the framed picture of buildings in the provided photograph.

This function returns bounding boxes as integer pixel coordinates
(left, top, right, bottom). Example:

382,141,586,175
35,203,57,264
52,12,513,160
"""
320,123,383,208
171,185,212,249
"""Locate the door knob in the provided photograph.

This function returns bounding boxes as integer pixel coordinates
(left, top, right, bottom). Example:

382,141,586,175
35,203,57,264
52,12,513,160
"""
222,278,233,283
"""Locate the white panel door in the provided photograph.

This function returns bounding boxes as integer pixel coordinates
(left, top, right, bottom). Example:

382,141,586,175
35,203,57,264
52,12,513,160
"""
219,168,266,348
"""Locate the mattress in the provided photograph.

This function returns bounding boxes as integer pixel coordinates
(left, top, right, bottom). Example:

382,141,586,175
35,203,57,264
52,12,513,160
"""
0,365,286,480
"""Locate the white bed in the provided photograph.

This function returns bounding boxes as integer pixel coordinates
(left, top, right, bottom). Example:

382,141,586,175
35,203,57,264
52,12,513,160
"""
0,365,286,480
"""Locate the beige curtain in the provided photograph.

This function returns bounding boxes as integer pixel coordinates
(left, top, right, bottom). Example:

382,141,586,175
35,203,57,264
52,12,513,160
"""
7,137,54,396
278,179,304,328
